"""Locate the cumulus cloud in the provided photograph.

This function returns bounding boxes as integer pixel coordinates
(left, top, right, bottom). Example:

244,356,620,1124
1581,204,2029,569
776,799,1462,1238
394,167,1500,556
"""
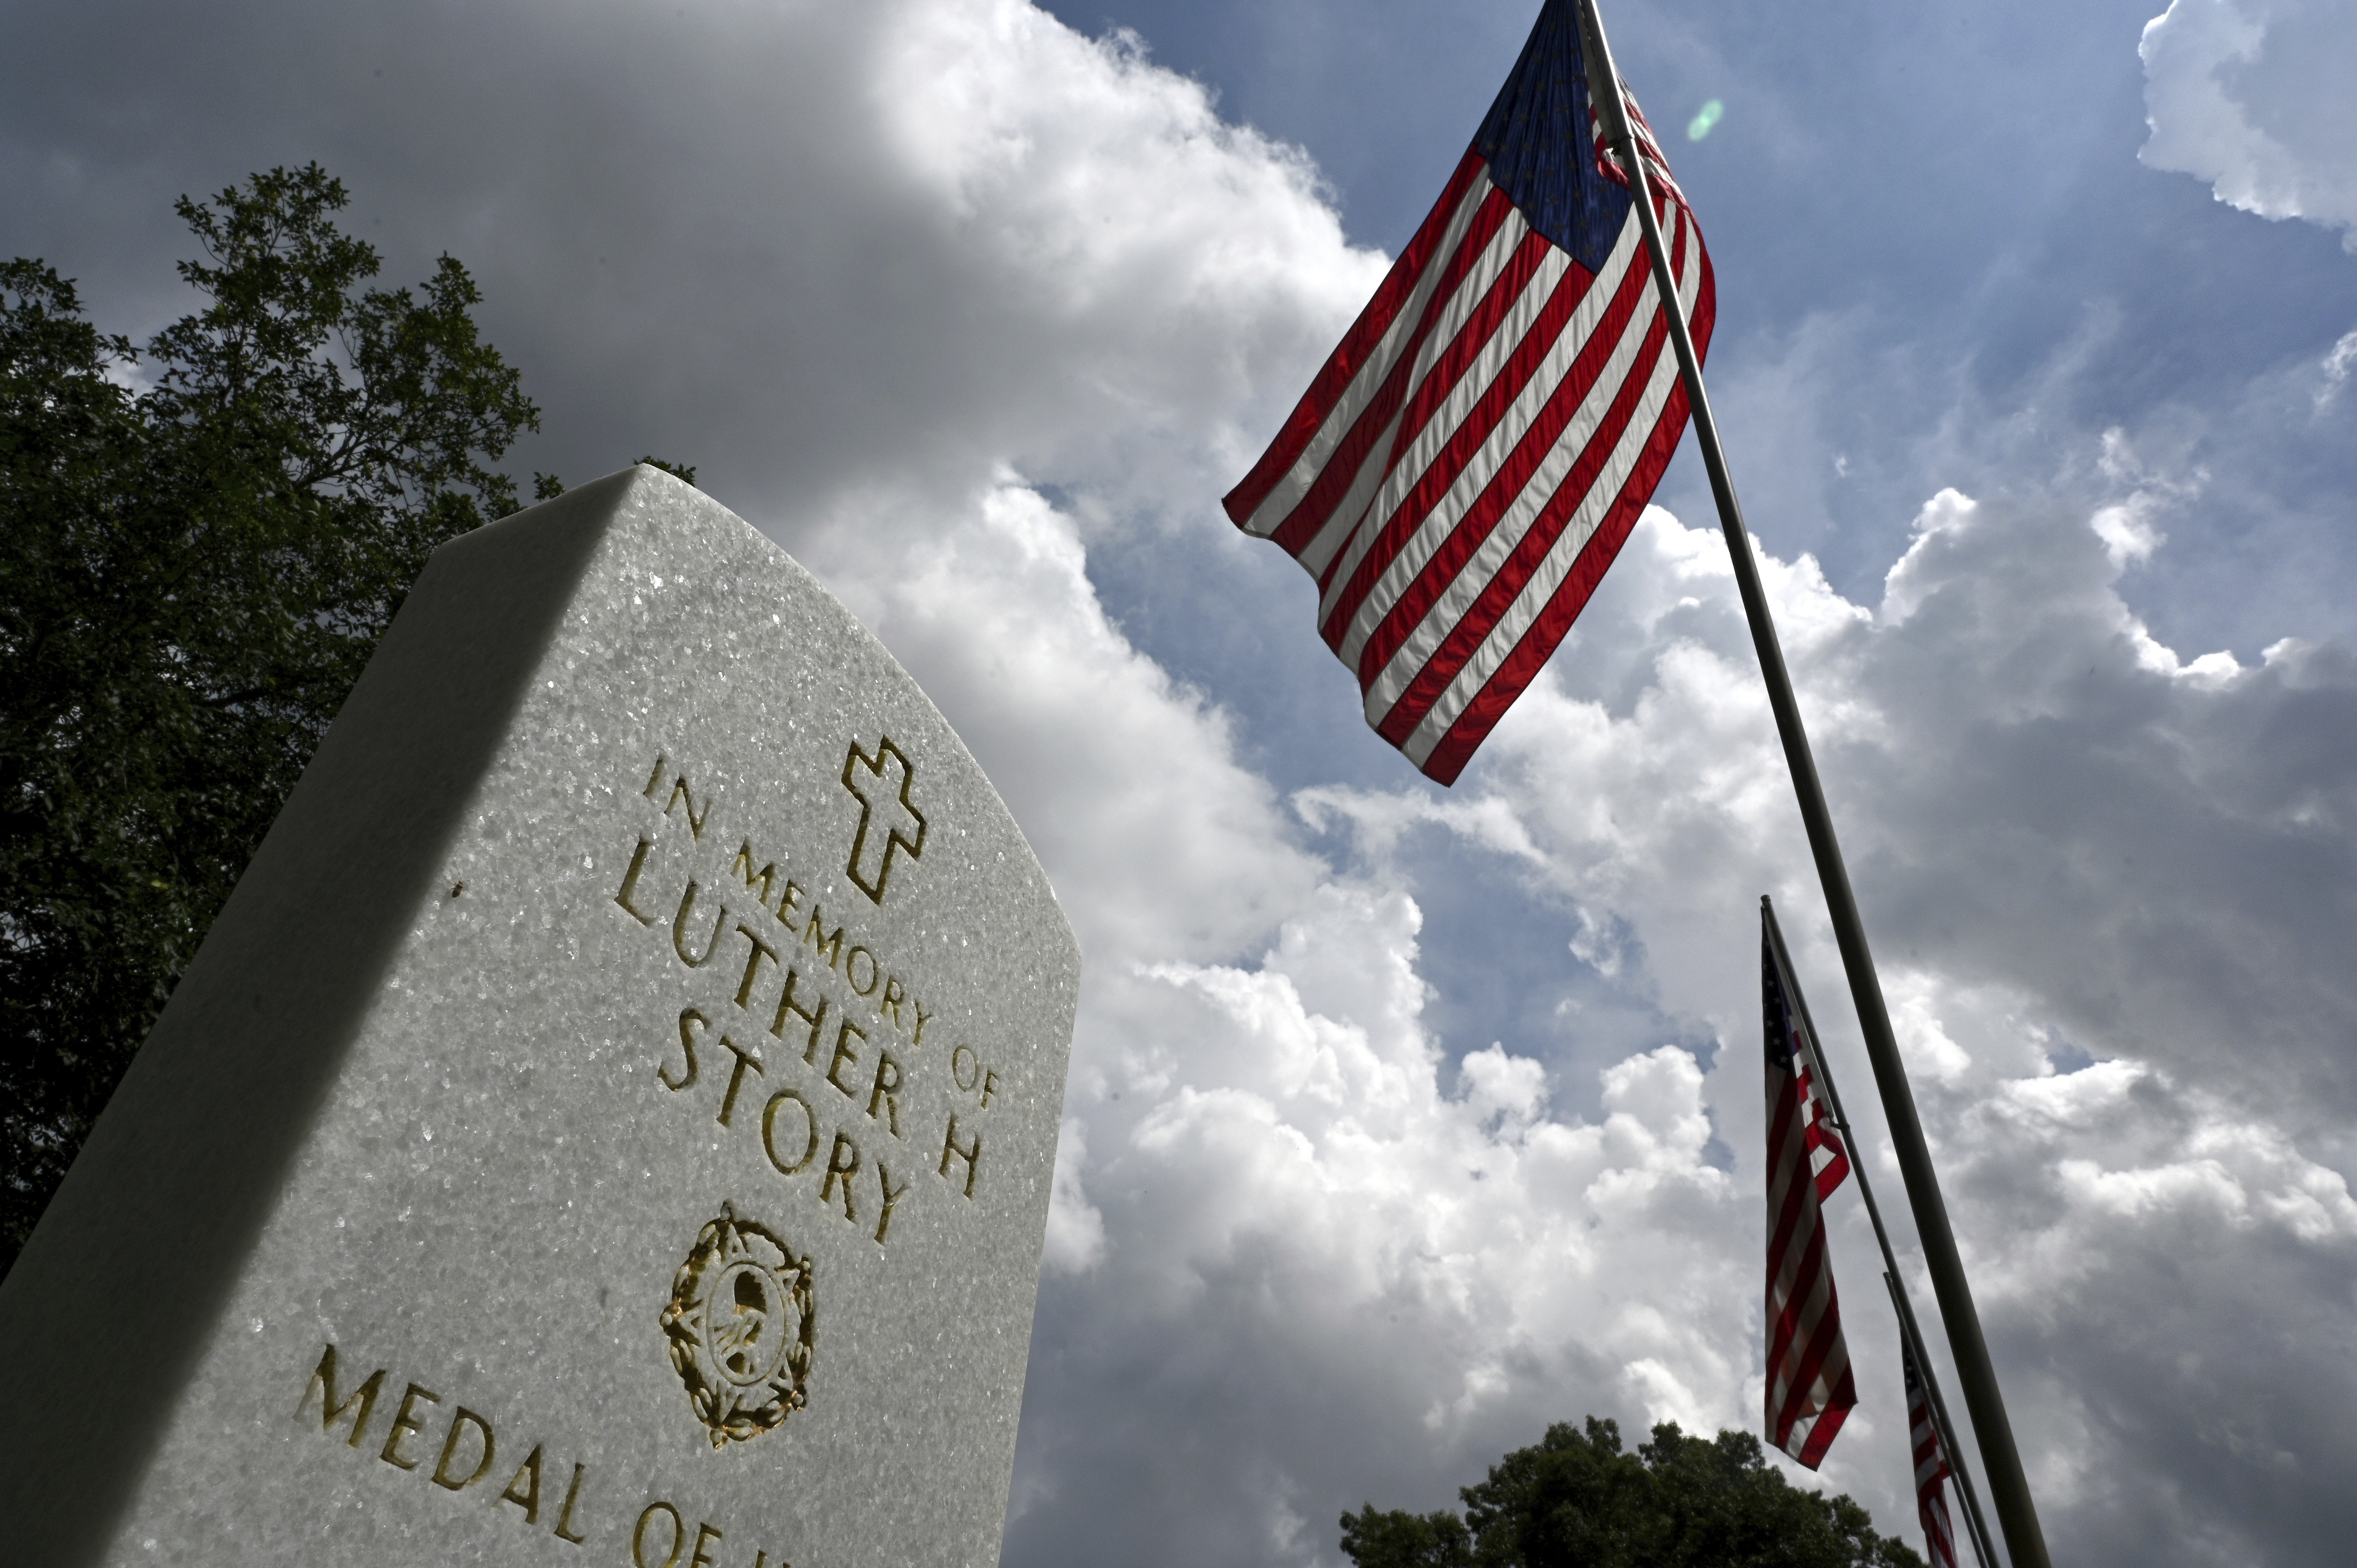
1009,881,1752,1564
2317,328,2357,409
1449,483,2357,1563
971,453,2357,1566
2140,0,2357,248
849,424,2357,1565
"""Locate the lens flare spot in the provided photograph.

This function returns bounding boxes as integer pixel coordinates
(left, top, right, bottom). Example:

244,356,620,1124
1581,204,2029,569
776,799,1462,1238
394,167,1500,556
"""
1686,99,1724,141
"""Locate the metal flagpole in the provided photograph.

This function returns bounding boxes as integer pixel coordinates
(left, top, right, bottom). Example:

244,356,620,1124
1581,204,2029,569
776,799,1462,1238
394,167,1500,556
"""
1573,3,2050,1563
1764,899,1998,1568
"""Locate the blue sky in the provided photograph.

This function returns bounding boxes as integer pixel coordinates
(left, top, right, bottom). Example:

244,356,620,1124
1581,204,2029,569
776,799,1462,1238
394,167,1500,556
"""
1055,0,2357,661
7,1,2356,1563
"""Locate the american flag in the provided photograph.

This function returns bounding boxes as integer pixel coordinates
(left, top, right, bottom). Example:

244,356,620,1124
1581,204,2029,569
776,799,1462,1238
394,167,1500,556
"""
1762,926,1856,1468
1905,1332,1961,1568
1221,0,1712,784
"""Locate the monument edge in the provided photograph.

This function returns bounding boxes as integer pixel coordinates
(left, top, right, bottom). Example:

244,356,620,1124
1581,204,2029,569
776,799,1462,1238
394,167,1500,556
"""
0,470,640,1563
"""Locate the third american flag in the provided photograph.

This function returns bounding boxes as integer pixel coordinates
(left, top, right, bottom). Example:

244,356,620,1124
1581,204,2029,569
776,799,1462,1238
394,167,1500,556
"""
1906,1335,1961,1568
1221,0,1710,784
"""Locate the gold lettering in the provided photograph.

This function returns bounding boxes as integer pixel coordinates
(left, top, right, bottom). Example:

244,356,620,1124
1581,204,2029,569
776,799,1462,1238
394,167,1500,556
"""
690,1522,724,1568
635,1502,685,1568
298,1344,384,1447
554,1463,591,1543
664,1009,707,1091
866,1050,904,1137
769,968,830,1064
615,837,661,926
820,1133,861,1220
728,922,780,1008
981,1068,1001,1109
912,1001,932,1047
875,1162,910,1245
878,975,906,1029
717,1037,764,1127
844,945,880,997
500,1443,546,1523
762,1089,819,1175
431,1407,496,1490
672,881,727,966
777,879,806,931
801,908,844,969
379,1383,441,1470
952,1045,980,1093
643,754,668,798
825,1018,869,1098
665,776,710,840
939,1114,981,1199
730,841,781,911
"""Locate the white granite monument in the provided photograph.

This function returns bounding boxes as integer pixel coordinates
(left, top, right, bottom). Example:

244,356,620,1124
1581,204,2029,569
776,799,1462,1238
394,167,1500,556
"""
0,467,1081,1566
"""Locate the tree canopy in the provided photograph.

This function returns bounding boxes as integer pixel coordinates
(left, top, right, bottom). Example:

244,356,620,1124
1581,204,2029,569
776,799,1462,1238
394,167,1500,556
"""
1341,1417,1925,1568
0,165,650,1275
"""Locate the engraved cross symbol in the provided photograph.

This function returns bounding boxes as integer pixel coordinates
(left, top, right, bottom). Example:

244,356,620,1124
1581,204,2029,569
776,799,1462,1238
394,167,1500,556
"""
841,737,926,904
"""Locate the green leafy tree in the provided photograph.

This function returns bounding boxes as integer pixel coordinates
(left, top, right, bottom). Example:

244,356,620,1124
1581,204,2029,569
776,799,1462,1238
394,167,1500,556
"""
1342,1417,1924,1568
533,455,694,500
1,165,556,1275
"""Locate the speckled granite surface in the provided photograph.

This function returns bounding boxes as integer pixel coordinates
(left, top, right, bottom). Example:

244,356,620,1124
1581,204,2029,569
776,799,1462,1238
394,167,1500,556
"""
0,467,1079,1567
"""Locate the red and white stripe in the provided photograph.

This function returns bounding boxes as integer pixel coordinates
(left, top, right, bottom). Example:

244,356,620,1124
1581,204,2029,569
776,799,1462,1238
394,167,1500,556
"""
1765,953,1857,1470
1223,92,1712,784
1907,1338,1960,1568
1796,1055,1852,1201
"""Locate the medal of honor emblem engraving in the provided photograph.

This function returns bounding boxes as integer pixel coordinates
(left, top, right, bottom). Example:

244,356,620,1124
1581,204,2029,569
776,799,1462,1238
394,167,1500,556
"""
660,1207,816,1447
